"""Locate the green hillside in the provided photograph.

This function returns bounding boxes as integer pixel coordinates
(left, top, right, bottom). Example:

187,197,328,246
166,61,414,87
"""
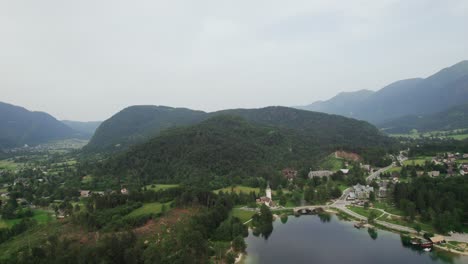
84,105,207,152
101,113,394,185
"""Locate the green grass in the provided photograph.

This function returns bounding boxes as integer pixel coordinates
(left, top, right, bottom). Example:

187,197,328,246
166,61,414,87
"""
385,167,402,173
125,202,171,219
373,201,404,216
346,206,383,218
0,159,19,171
390,129,468,141
319,154,344,171
214,186,260,194
403,157,433,166
382,215,436,233
0,222,63,261
146,184,179,192
230,208,256,223
451,134,468,140
214,185,287,195
81,175,93,184
0,209,54,228
337,183,349,192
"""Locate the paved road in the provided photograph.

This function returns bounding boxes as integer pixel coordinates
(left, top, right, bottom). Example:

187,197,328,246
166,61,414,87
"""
366,164,394,183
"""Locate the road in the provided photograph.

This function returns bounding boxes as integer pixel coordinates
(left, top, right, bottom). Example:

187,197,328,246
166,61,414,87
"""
366,164,394,183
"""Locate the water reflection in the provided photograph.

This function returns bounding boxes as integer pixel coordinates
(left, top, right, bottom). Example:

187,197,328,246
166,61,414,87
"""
367,227,378,240
244,214,467,264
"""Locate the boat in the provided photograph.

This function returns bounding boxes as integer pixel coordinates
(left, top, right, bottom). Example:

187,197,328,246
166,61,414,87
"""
423,248,432,252
420,241,433,248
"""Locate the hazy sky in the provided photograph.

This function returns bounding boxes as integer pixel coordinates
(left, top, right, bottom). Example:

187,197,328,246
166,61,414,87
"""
1,0,467,121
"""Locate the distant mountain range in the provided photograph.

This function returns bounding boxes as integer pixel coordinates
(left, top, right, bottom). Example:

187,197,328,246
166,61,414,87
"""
0,102,80,148
85,105,393,154
61,120,102,138
298,60,468,124
378,103,468,134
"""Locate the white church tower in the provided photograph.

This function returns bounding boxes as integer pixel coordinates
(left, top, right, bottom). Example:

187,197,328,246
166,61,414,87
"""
266,182,272,200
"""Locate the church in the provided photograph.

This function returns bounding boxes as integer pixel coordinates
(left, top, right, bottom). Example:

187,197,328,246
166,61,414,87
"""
256,183,276,207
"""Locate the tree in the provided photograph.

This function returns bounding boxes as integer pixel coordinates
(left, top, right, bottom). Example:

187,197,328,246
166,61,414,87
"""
232,236,246,252
414,223,422,234
369,191,375,202
367,210,379,224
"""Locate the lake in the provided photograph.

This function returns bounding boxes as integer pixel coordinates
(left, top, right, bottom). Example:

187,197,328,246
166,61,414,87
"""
244,214,468,264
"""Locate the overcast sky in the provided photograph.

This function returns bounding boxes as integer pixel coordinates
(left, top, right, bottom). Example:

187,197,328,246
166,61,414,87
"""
1,0,467,121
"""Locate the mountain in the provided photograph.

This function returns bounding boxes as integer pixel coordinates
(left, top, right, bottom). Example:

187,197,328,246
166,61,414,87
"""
296,89,375,116
379,103,468,134
0,102,80,149
104,112,393,184
84,105,207,152
86,104,393,153
62,120,102,138
299,61,468,123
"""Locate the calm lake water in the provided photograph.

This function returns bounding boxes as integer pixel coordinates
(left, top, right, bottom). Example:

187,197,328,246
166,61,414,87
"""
244,215,468,264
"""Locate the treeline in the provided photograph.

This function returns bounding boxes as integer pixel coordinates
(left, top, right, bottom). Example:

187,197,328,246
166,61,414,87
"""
5,188,248,264
0,218,36,244
407,138,468,157
92,115,395,189
393,176,468,233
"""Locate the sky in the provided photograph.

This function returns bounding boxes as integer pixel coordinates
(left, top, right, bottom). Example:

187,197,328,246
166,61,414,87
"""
1,0,468,121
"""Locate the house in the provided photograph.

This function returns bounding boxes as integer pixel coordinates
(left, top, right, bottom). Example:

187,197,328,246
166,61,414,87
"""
416,171,425,177
308,170,333,179
340,169,349,174
352,183,374,199
282,168,298,181
80,190,91,198
429,236,446,244
256,183,275,207
427,171,440,177
378,187,387,198
361,164,371,172
347,192,356,200
463,154,468,159
460,167,468,175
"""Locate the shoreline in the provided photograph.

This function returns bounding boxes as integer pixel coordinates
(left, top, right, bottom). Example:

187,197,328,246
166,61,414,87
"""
329,208,468,256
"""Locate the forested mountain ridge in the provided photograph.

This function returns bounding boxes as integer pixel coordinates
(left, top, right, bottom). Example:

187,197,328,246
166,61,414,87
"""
84,105,207,152
100,113,394,186
0,101,80,148
86,105,394,154
299,60,468,123
379,103,468,133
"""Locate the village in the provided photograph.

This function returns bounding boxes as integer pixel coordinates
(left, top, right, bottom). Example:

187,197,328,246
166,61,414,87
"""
244,150,468,255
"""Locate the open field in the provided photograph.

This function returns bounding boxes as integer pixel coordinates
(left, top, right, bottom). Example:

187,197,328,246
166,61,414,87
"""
403,156,433,166
214,185,288,195
0,159,20,171
230,208,256,223
346,206,383,218
319,154,344,171
373,201,404,216
125,202,171,218
385,166,402,173
0,209,54,228
146,184,179,192
214,186,260,194
81,175,93,184
390,129,468,141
